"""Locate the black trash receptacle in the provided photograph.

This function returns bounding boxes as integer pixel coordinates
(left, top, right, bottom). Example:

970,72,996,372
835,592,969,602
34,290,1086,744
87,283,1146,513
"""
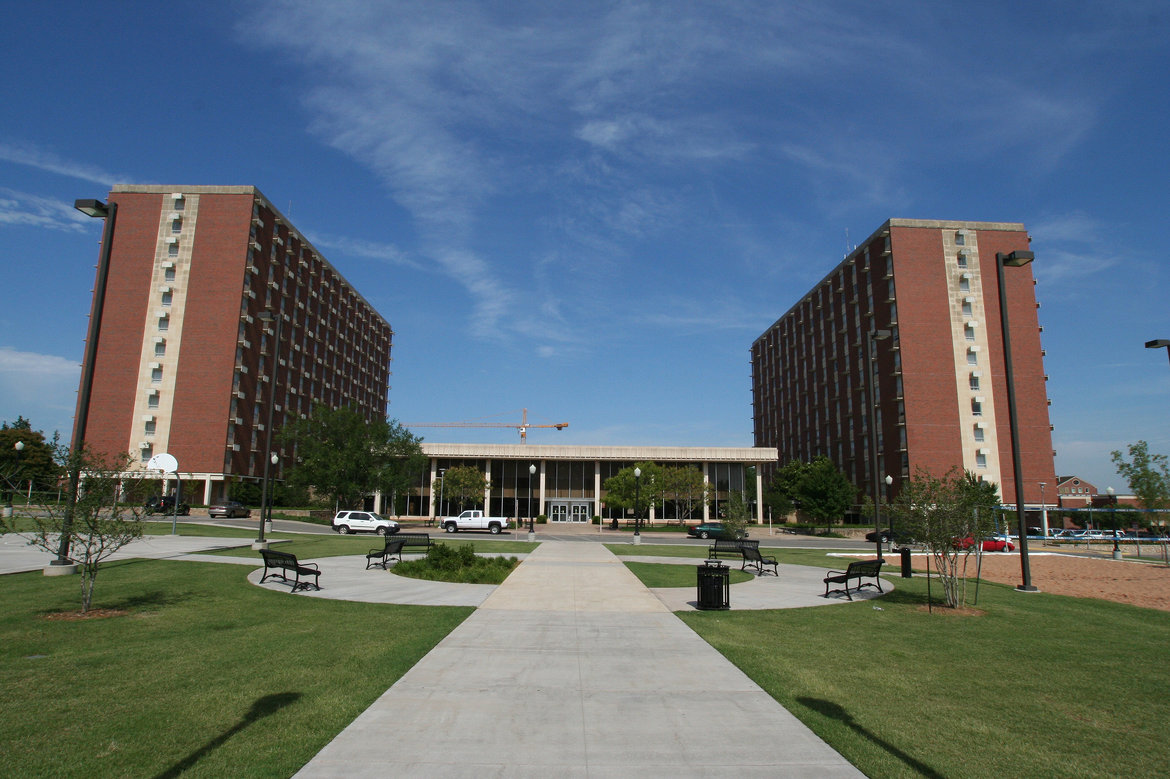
610,519,619,530
898,547,912,578
696,560,730,610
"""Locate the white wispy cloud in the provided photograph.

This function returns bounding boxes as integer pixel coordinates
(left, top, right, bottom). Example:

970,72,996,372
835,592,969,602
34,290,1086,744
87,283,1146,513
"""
0,188,91,233
0,142,135,187
0,347,79,437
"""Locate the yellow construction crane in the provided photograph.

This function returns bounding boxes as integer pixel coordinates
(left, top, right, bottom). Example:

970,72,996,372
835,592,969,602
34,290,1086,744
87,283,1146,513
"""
404,408,568,443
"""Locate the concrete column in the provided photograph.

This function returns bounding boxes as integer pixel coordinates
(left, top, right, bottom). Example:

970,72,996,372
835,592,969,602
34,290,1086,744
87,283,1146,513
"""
702,462,711,521
538,461,547,518
429,459,438,517
755,466,765,524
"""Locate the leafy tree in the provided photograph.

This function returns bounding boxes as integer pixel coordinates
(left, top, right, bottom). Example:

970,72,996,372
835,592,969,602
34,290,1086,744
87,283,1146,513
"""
602,462,661,520
661,466,708,519
0,418,60,504
26,445,148,613
764,460,809,520
797,456,856,532
279,404,424,511
1111,441,1170,533
375,423,427,516
720,490,751,539
433,465,489,513
888,467,998,608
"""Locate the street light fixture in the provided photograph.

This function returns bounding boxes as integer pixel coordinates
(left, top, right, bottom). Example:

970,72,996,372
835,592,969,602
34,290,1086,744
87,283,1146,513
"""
1145,339,1170,365
528,464,537,538
53,198,119,572
633,466,644,543
866,329,891,560
255,309,284,547
5,441,23,517
995,249,1038,592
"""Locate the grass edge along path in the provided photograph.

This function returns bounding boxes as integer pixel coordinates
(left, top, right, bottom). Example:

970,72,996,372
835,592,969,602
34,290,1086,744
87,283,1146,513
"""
0,559,471,778
679,575,1170,779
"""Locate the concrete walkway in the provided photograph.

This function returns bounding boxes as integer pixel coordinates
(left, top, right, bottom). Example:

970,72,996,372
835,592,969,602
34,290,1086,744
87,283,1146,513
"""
294,541,864,777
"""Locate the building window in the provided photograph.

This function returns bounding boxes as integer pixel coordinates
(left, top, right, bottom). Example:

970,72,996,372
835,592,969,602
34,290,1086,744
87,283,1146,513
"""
955,232,966,246
976,451,987,468
164,266,176,281
971,397,983,416
967,349,978,366
140,445,152,462
957,252,967,268
171,218,182,234
151,367,163,383
969,373,980,390
161,290,173,307
168,242,179,257
962,300,973,317
974,425,985,443
144,420,156,436
964,325,976,342
959,275,970,293
158,315,169,332
148,392,160,409
154,341,166,357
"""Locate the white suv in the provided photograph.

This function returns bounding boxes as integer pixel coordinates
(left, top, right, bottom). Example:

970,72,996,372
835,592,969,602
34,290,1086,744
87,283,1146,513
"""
331,511,399,535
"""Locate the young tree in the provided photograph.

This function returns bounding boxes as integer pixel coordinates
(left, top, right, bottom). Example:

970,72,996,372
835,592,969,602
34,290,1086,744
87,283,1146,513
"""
662,466,708,520
602,462,661,520
27,445,148,613
433,465,489,513
888,467,998,609
720,490,751,539
797,456,856,532
374,420,427,516
763,460,809,521
1111,441,1170,534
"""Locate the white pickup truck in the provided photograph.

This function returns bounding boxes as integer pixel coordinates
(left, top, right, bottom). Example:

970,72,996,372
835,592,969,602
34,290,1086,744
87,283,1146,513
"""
441,510,510,535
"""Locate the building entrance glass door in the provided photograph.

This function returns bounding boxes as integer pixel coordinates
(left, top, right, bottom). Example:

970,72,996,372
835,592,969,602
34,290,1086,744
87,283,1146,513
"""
548,501,592,522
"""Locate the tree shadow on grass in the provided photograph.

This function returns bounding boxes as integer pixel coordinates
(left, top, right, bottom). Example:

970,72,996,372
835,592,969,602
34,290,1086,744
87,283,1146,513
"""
153,692,301,778
796,697,943,779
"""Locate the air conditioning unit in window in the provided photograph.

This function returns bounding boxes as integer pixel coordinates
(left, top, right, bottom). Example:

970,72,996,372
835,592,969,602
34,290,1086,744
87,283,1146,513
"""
139,442,151,449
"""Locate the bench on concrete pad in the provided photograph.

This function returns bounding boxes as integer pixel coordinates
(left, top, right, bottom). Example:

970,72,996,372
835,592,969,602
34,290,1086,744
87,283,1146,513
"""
395,532,432,553
259,549,321,592
708,538,757,560
823,559,884,600
741,545,778,576
366,538,406,570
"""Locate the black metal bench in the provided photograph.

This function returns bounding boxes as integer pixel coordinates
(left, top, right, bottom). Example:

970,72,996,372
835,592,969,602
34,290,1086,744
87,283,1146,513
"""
395,532,432,553
259,549,321,591
366,538,406,570
740,545,778,576
823,559,884,600
708,538,757,559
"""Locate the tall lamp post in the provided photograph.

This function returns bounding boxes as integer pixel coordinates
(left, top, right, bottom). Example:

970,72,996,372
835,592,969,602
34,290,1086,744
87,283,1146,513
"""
996,250,1038,592
633,467,642,543
866,329,891,559
5,441,23,517
1107,486,1121,559
255,309,283,548
52,199,118,573
884,474,894,549
528,464,537,539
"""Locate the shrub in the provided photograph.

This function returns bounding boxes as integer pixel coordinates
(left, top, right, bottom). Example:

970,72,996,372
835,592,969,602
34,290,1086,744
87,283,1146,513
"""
393,542,518,584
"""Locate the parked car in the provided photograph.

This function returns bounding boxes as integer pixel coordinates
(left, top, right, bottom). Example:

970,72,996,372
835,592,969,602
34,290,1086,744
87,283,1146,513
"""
144,496,190,516
954,536,1015,552
865,528,915,545
208,500,251,518
331,510,399,535
686,522,743,540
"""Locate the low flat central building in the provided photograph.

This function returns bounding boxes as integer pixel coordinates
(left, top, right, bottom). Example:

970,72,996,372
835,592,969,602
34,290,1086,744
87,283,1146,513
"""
399,444,778,523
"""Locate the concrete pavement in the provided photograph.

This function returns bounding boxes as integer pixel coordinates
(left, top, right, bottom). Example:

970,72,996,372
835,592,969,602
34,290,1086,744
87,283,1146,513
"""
294,541,865,777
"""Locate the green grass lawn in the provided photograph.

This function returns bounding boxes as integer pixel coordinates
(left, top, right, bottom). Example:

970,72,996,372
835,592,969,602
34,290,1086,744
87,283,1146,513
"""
680,574,1170,778
0,559,471,778
623,560,754,588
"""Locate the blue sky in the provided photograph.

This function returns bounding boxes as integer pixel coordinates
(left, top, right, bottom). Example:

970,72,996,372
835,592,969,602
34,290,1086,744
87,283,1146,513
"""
1,1,1167,493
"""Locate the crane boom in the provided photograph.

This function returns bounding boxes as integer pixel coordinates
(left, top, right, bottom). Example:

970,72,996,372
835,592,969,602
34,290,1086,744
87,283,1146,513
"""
403,408,568,443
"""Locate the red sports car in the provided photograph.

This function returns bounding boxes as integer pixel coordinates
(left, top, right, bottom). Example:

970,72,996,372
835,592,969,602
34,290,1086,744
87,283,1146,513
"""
954,536,1015,552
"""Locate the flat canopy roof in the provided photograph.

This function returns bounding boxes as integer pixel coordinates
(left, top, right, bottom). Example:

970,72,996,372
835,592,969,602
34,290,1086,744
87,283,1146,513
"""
420,443,778,463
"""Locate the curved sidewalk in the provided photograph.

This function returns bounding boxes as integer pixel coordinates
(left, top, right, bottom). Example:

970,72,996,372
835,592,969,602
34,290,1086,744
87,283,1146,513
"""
294,541,864,777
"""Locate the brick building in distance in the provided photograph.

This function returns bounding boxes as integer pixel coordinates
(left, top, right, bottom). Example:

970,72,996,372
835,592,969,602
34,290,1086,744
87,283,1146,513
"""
751,219,1056,507
76,185,393,503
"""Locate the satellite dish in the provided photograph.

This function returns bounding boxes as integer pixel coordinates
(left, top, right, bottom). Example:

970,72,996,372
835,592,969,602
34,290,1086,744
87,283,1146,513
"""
147,452,179,474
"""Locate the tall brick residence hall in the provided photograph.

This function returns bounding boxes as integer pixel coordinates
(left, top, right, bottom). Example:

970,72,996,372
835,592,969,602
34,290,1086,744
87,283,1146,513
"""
77,185,393,503
751,219,1056,508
